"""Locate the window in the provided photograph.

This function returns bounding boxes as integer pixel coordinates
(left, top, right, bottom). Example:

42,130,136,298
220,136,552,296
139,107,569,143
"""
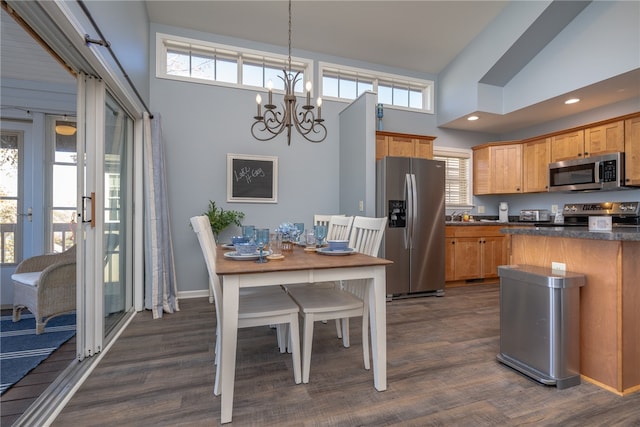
50,117,77,252
157,33,312,94
0,130,21,264
434,147,472,208
320,62,433,113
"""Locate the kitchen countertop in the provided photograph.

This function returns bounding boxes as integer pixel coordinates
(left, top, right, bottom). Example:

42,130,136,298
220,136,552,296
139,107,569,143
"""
502,226,640,241
446,221,535,226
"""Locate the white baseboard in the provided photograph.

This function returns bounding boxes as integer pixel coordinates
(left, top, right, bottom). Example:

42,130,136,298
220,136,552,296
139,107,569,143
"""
178,289,210,299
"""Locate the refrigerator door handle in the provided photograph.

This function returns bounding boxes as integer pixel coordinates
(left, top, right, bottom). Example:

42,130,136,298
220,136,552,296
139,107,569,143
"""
404,173,411,249
410,173,418,249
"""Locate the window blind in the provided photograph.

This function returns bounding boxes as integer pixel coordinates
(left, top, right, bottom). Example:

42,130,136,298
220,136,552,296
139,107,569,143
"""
434,151,471,206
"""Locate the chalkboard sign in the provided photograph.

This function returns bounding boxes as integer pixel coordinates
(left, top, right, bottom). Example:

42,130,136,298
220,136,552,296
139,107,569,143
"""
227,154,278,203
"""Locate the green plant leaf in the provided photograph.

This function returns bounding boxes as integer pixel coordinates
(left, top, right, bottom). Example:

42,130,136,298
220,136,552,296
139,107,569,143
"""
203,200,245,241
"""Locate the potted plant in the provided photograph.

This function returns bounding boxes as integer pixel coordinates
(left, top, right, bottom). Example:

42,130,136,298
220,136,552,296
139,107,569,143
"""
203,200,245,243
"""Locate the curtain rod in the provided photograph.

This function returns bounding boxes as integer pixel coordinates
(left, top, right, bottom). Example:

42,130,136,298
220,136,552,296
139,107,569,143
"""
77,0,154,119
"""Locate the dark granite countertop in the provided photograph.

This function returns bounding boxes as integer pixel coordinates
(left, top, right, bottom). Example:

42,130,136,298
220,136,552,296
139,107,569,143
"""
446,221,536,226
501,226,640,241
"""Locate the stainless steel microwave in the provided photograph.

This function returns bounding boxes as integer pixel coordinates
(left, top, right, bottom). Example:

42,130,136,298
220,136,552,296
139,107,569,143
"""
548,152,625,192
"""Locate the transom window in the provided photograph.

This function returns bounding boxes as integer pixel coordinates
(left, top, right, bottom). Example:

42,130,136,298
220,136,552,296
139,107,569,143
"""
320,62,433,113
157,33,311,94
434,147,472,208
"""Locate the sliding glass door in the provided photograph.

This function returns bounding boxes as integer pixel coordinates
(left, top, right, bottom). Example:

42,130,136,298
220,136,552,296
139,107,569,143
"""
76,75,134,358
103,92,133,336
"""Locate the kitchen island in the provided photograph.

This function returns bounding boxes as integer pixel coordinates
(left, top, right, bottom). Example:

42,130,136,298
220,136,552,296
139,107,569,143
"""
501,226,640,395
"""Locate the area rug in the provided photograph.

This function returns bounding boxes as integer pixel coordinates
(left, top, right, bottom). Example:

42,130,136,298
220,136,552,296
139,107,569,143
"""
0,312,76,395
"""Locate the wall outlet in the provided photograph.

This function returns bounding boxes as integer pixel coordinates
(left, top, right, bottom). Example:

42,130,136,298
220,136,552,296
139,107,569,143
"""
477,205,485,214
359,200,364,212
551,204,558,214
552,262,566,271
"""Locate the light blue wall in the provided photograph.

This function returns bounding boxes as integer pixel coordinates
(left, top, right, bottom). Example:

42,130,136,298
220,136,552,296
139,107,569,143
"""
149,23,351,293
339,92,377,217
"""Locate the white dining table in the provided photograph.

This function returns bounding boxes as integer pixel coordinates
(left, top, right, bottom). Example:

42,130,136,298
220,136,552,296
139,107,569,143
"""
215,244,392,423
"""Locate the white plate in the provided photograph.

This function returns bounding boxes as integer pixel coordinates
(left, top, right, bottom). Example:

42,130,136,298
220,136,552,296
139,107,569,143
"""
221,243,235,249
316,247,355,256
224,250,271,260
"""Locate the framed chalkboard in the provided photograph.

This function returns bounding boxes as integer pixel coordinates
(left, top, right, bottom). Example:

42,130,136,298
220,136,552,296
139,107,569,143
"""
227,154,278,203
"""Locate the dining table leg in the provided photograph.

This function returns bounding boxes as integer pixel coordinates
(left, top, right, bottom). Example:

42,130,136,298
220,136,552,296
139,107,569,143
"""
219,275,240,424
369,266,387,391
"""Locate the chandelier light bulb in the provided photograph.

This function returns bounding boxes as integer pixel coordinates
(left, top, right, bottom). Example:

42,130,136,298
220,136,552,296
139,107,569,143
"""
256,94,262,117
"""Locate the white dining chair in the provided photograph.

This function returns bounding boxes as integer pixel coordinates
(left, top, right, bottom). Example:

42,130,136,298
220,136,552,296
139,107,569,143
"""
285,216,386,383
286,215,354,336
326,215,354,240
313,214,342,229
190,216,302,394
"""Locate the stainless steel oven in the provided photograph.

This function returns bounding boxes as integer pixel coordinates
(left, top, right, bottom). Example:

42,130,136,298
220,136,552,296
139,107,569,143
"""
548,152,624,192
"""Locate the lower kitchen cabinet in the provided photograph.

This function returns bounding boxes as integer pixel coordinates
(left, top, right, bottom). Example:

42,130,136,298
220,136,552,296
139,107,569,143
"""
445,225,509,283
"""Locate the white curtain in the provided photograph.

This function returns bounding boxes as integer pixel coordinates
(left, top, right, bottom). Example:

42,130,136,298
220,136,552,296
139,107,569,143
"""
143,113,179,318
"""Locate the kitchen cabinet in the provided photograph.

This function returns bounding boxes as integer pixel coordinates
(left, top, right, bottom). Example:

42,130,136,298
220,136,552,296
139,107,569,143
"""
550,121,624,162
522,137,550,193
445,226,509,282
625,116,640,186
473,142,522,195
550,130,584,162
585,120,625,157
375,131,435,161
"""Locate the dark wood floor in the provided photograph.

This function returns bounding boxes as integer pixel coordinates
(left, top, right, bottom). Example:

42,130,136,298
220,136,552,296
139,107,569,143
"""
48,283,640,426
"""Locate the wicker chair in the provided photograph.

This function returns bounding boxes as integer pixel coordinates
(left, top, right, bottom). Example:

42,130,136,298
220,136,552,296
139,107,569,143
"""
12,245,77,334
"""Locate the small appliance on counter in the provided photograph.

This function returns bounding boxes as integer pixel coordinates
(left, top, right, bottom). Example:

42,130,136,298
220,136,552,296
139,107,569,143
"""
498,202,509,223
519,209,551,222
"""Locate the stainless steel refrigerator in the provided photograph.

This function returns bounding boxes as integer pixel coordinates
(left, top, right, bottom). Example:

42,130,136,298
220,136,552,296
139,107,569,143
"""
376,156,445,297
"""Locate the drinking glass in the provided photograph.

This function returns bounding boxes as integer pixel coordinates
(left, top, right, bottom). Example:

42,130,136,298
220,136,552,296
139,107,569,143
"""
242,225,255,242
270,232,282,257
255,228,269,263
305,230,316,248
314,225,327,247
294,223,305,242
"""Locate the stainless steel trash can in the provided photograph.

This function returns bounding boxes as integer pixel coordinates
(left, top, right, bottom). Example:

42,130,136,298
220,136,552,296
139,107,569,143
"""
496,264,586,389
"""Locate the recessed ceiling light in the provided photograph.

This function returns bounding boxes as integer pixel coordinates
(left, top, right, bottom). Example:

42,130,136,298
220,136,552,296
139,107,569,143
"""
467,115,479,121
565,98,580,105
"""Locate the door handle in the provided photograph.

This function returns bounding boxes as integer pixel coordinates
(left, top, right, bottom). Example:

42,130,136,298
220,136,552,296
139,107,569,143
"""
81,192,96,228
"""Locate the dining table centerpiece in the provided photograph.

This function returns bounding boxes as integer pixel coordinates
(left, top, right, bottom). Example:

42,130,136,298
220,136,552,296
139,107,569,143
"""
275,222,300,252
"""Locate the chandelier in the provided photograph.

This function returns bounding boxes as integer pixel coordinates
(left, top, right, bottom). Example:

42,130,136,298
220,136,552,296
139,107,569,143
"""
251,0,327,146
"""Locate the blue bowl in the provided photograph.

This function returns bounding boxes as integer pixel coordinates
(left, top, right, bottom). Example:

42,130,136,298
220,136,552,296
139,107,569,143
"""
327,240,349,251
235,242,257,255
231,235,249,245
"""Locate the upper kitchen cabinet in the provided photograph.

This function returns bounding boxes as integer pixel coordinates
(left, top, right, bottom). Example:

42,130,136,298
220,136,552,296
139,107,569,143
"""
625,116,640,186
522,137,551,193
473,142,522,195
550,130,585,162
375,131,435,161
551,120,624,162
584,120,625,157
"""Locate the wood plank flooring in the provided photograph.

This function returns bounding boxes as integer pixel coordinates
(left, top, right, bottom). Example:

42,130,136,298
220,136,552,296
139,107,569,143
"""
51,284,640,426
